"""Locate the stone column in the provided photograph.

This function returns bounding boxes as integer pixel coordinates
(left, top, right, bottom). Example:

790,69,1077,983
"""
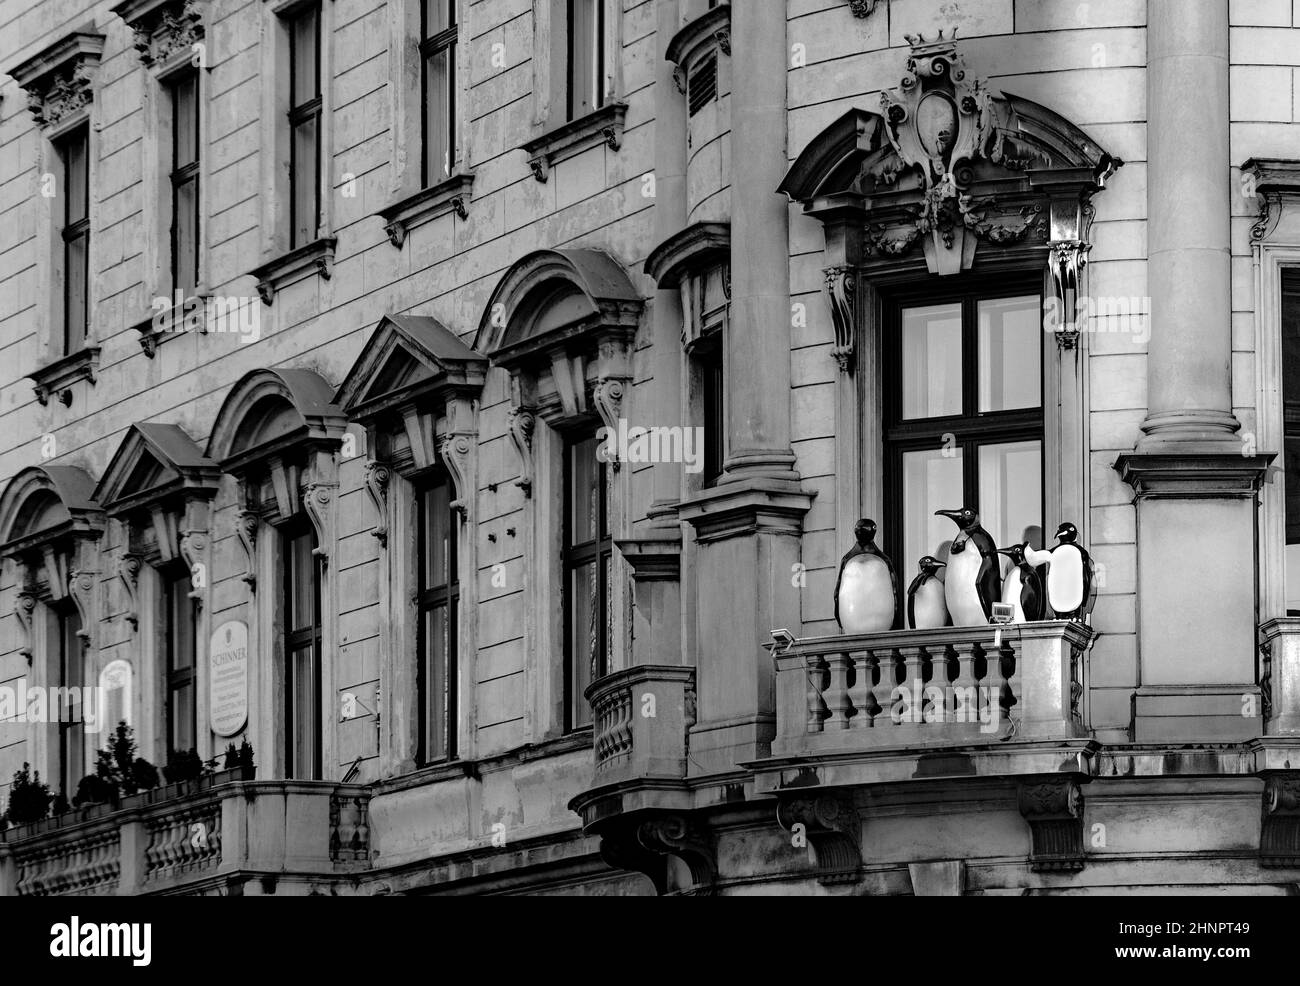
1118,0,1272,741
647,0,687,527
724,0,796,481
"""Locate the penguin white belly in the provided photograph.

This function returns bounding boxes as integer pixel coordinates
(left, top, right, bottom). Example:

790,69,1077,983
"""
1047,549,1084,613
944,547,988,625
910,580,948,629
1001,568,1026,622
837,554,894,633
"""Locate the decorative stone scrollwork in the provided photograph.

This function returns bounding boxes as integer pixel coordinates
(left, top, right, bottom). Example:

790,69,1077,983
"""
1018,778,1086,872
178,531,207,602
713,29,730,56
507,407,536,498
1047,239,1091,351
117,554,142,630
126,0,205,68
236,509,259,589
14,588,37,664
439,437,473,517
847,0,880,16
636,815,716,895
363,461,390,546
592,379,627,472
1261,772,1300,867
777,794,863,885
824,266,857,372
303,483,335,565
68,569,96,645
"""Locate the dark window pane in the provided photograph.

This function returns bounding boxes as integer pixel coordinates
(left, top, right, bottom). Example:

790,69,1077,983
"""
570,560,597,727
290,643,319,778
424,46,454,184
64,130,88,222
978,295,1041,412
901,302,962,419
423,0,454,37
901,447,965,572
172,73,199,167
174,177,199,293
423,471,452,589
291,116,319,248
977,440,1043,558
569,435,602,544
567,0,604,120
1283,270,1300,611
172,681,195,752
64,232,88,353
288,528,317,631
424,605,448,760
290,6,319,105
702,345,724,485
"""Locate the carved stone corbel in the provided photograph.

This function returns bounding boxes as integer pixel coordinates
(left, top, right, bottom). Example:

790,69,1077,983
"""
14,587,37,664
1046,239,1090,351
637,815,717,895
1261,772,1300,867
117,554,142,629
178,531,207,603
68,568,96,645
824,266,858,371
42,546,69,602
777,794,863,885
402,406,438,471
150,503,180,564
1018,777,1086,872
507,408,536,498
303,483,335,565
592,378,627,471
236,508,259,589
439,436,473,517
363,461,391,546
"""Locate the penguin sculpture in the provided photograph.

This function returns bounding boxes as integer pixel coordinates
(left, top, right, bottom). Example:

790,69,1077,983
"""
935,507,1003,625
995,543,1046,622
833,519,897,633
906,556,949,629
1023,522,1095,621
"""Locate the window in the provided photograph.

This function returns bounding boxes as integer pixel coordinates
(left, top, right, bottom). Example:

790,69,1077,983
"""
884,278,1044,576
417,472,459,763
566,0,604,121
163,568,197,755
687,51,717,117
564,432,610,730
58,126,90,355
288,3,322,249
421,0,457,187
168,71,200,295
1282,269,1300,614
699,340,724,486
283,522,322,779
53,606,82,798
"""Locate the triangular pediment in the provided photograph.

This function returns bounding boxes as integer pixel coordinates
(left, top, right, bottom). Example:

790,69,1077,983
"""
337,314,487,422
95,423,219,515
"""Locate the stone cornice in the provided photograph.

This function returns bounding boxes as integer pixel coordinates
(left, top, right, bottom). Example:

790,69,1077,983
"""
520,102,626,183
644,221,730,288
665,3,730,68
111,0,206,69
1114,451,1275,498
248,236,336,305
9,32,105,129
27,346,100,407
376,171,474,248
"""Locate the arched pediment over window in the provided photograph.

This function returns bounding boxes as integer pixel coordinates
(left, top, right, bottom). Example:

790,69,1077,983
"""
0,465,105,652
779,35,1119,286
476,247,644,496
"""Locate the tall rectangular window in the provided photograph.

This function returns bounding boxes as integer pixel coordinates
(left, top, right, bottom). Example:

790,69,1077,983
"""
169,71,201,295
564,432,610,730
417,473,459,763
566,0,605,121
1282,269,1300,613
420,0,457,187
288,3,322,249
58,126,90,355
284,523,322,779
54,606,83,798
164,569,197,755
884,279,1044,582
700,342,724,486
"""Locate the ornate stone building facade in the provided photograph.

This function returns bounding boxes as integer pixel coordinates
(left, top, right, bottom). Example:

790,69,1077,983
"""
0,0,1298,895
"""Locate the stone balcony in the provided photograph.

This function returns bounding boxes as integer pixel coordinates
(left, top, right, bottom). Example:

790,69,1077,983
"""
0,775,371,896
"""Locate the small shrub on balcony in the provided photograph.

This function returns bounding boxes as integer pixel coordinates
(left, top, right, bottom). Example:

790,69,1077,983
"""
4,763,52,827
164,748,205,785
72,723,161,808
220,739,256,778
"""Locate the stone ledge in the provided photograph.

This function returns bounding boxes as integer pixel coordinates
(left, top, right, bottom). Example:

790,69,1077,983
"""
644,221,730,287
27,346,100,406
520,102,627,183
377,172,473,248
248,236,337,305
677,477,815,542
1115,450,1275,497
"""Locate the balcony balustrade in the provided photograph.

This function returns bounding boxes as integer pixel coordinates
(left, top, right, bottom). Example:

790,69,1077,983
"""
587,665,695,786
772,621,1094,756
0,775,371,895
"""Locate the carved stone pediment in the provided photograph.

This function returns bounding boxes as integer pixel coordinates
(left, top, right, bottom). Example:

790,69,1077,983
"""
10,33,105,129
112,0,206,69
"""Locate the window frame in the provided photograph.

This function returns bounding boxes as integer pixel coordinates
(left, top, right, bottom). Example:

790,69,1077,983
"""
53,604,83,799
287,0,323,250
566,0,606,122
881,272,1046,572
282,518,323,780
415,470,460,765
167,69,201,296
562,429,611,732
419,0,458,189
162,566,198,756
57,125,91,356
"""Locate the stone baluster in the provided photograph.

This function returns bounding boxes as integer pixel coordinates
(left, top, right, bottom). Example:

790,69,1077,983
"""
848,649,872,729
824,651,854,729
805,653,829,732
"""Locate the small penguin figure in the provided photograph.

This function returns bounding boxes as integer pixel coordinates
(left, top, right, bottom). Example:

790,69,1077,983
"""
995,543,1046,622
906,556,949,629
1023,522,1095,621
833,519,898,633
935,507,1003,625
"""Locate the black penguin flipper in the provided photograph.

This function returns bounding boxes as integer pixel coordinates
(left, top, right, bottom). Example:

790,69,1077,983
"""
1080,546,1097,618
905,572,925,629
1022,568,1045,621
975,552,999,619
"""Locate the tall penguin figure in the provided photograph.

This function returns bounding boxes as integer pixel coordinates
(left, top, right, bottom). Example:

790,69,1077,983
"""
935,507,1002,625
1023,522,1095,621
834,519,897,633
995,543,1045,622
906,556,949,629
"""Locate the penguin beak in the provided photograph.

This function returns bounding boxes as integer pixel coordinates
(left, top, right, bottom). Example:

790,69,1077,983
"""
935,509,960,520
996,548,1014,557
934,561,946,568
